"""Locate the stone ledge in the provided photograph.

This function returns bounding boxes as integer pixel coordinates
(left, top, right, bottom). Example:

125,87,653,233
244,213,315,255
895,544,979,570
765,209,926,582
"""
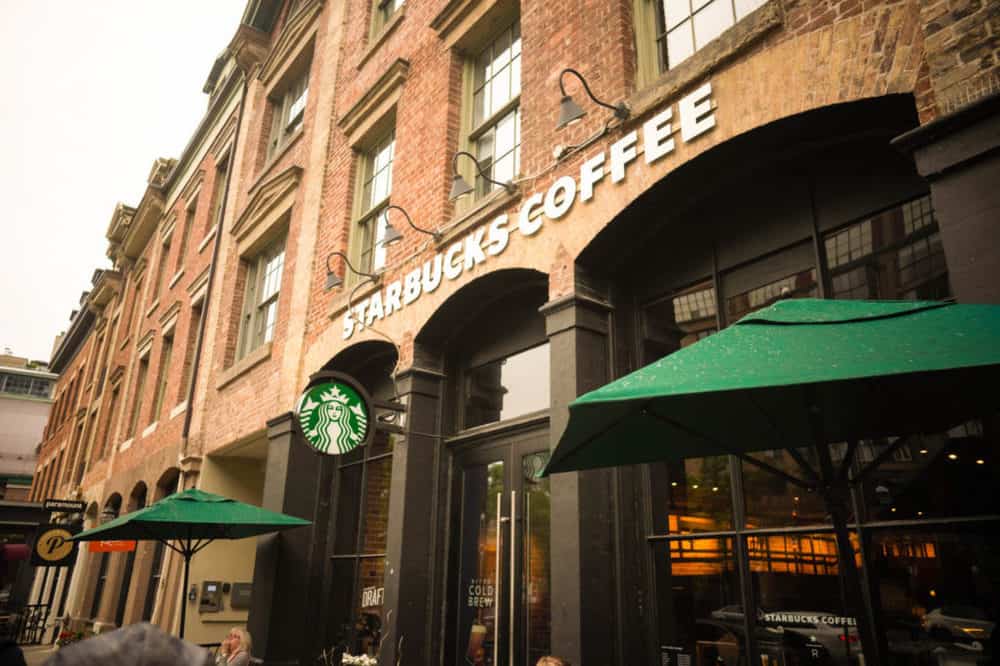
438,187,521,248
357,6,406,70
217,342,273,390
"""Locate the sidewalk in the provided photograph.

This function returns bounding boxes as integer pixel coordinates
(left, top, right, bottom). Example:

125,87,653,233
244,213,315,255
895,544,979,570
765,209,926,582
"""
22,644,56,666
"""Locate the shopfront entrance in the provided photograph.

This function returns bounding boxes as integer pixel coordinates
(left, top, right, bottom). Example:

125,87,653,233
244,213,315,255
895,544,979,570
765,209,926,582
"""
450,426,551,666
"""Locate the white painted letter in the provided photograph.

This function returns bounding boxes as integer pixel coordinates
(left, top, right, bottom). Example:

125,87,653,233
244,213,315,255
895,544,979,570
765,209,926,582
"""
680,82,715,142
544,176,577,220
486,215,510,256
444,242,464,280
342,311,355,339
353,301,368,330
384,280,403,315
463,227,487,271
643,107,675,164
403,269,421,305
518,192,545,236
579,153,605,202
422,254,443,293
609,130,638,183
366,291,384,326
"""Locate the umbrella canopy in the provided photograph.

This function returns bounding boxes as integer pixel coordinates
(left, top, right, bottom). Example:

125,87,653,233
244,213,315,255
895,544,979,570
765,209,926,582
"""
70,488,310,639
546,299,1000,475
70,488,310,542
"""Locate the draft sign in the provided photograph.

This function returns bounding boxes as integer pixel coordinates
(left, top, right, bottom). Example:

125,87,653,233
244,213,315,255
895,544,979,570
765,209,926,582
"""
296,375,372,455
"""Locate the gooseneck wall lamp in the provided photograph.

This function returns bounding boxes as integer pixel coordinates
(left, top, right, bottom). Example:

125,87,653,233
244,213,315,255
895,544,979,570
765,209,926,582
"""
382,204,441,245
449,151,517,201
325,251,380,291
556,68,630,129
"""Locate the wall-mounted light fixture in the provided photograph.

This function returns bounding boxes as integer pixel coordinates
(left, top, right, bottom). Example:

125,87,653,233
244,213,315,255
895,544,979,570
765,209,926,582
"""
449,151,517,201
556,68,630,130
381,204,441,245
99,507,118,525
325,251,381,291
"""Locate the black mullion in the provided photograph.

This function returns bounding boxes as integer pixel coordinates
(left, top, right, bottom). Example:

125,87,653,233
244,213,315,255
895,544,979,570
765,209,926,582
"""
730,456,759,664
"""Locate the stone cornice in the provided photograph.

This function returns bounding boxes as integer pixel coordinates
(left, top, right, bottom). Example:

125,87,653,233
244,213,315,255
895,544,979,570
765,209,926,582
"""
229,24,270,75
338,58,410,145
231,165,302,243
259,0,324,86
179,170,206,205
106,203,136,244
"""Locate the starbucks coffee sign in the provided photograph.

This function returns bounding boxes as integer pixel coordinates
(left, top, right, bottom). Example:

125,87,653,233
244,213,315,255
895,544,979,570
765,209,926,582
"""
296,373,373,455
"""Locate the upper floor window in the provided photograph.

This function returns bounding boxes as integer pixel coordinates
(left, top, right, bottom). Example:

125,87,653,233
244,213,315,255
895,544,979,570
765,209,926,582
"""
634,0,767,82
238,236,286,359
469,21,521,199
464,342,550,429
267,67,310,158
372,0,404,36
0,373,51,398
354,129,395,275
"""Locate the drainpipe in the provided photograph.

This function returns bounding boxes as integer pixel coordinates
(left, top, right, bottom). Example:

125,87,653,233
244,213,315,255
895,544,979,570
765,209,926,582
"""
180,69,250,457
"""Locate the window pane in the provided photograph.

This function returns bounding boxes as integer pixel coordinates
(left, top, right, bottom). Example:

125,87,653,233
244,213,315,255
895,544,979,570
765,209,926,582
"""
664,0,691,30
473,21,521,128
643,279,718,358
743,448,837,528
260,248,285,303
872,527,1000,664
333,463,363,555
652,538,741,666
651,456,733,534
693,0,735,49
726,267,817,322
667,21,695,66
360,456,392,554
735,0,767,19
372,209,388,272
464,343,550,428
749,532,864,666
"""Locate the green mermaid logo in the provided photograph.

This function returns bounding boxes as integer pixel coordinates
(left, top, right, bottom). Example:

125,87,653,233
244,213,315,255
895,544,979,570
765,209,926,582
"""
296,381,369,454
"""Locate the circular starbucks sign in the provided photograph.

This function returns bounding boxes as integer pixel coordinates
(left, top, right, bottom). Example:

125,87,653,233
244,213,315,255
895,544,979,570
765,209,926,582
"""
296,379,371,454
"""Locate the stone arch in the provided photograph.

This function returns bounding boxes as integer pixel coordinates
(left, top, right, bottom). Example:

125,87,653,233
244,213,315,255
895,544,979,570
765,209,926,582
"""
127,481,148,512
154,467,181,501
319,340,399,399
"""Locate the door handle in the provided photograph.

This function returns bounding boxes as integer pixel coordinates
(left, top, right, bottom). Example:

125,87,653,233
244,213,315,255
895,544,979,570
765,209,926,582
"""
509,490,517,666
494,492,503,666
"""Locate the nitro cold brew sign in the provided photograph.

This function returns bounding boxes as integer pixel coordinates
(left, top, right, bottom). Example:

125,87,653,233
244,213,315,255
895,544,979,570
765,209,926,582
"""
342,82,718,339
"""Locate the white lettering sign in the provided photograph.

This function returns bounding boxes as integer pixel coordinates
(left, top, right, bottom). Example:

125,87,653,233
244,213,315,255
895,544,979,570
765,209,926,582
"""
341,82,718,339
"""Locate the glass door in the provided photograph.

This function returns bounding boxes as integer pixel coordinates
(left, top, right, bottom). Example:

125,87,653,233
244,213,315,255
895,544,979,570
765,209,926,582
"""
453,432,551,666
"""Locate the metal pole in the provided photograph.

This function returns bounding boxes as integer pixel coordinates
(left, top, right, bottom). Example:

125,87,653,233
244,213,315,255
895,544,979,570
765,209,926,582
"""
180,541,191,640
808,400,882,665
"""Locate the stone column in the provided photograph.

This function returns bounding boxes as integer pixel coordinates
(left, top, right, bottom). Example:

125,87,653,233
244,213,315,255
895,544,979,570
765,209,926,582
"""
893,93,1000,303
379,366,444,666
247,412,327,666
541,292,617,666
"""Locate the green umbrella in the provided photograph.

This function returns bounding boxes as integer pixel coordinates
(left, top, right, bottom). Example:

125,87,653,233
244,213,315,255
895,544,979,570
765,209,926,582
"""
545,298,1000,664
70,488,311,639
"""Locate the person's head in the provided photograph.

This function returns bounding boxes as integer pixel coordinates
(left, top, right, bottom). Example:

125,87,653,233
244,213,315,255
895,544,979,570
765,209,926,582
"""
537,658,569,666
226,627,251,655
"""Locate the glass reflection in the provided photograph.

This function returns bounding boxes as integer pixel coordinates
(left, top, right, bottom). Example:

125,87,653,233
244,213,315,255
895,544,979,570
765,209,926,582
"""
742,449,836,528
464,344,550,429
653,457,733,534
523,451,551,665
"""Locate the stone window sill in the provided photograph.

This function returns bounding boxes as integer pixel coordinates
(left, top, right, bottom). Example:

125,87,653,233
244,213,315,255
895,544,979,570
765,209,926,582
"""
142,421,158,438
439,187,521,248
198,225,218,253
253,129,305,194
168,269,185,290
145,300,160,319
170,401,188,420
119,437,134,452
628,1,781,119
217,342,273,390
357,7,406,70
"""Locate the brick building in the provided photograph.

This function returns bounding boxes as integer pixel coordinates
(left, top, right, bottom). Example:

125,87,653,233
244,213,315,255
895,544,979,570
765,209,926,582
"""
28,0,1000,663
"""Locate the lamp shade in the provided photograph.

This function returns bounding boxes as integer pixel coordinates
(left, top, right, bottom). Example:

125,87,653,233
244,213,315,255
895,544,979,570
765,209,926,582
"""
324,270,343,290
449,173,474,200
381,221,402,246
557,94,586,129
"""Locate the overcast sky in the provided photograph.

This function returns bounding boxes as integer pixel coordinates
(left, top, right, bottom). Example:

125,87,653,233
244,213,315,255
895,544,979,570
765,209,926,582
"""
0,0,246,363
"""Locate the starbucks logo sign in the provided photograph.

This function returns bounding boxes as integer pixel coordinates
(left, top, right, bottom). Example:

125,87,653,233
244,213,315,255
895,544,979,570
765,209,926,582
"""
296,379,371,455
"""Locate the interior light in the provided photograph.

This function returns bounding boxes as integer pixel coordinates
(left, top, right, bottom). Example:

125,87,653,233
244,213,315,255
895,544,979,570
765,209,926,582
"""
917,511,924,516
929,589,937,597
976,458,985,465
919,448,929,455
948,453,958,460
793,496,800,502
712,486,719,492
692,484,699,489
671,481,678,487
891,507,897,513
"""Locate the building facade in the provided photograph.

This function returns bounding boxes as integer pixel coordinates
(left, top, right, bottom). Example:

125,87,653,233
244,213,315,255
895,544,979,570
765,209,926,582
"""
29,0,1000,663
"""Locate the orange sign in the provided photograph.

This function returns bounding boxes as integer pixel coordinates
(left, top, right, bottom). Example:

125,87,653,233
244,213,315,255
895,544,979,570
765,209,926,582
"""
88,540,137,553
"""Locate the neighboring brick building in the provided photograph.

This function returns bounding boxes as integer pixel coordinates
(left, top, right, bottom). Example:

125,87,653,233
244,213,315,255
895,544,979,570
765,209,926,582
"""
28,0,1000,662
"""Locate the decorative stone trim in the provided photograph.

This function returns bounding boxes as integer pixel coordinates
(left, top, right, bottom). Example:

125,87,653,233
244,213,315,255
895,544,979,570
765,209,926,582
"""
168,269,185,290
170,401,188,420
357,5,406,70
160,301,182,336
259,0,324,86
232,165,302,249
178,170,205,206
430,0,516,51
338,59,410,146
217,342,272,390
141,421,158,438
197,225,218,254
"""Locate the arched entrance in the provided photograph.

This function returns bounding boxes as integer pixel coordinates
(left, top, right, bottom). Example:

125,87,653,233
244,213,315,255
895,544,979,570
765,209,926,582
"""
417,269,553,666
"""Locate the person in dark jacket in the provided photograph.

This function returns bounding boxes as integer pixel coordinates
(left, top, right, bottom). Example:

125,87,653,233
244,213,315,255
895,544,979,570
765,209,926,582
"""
42,623,213,666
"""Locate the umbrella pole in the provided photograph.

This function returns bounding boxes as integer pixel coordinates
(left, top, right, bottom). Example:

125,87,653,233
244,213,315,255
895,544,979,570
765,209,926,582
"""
180,539,191,640
812,433,882,665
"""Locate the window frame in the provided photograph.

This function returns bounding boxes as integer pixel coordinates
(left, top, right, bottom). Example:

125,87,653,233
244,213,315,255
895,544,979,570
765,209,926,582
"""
150,334,174,423
267,65,310,159
236,235,287,360
350,128,396,279
370,0,405,38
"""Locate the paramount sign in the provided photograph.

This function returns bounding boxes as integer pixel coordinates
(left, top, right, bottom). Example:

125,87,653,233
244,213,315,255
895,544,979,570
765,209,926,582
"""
342,82,718,340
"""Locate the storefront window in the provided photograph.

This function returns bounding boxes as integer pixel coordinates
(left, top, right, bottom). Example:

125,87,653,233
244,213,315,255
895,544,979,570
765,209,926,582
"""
742,448,837,528
651,456,733,534
652,538,741,666
642,279,718,363
329,429,395,659
749,532,862,666
726,267,817,322
872,527,999,664
464,343,550,429
824,195,950,301
523,452,551,664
